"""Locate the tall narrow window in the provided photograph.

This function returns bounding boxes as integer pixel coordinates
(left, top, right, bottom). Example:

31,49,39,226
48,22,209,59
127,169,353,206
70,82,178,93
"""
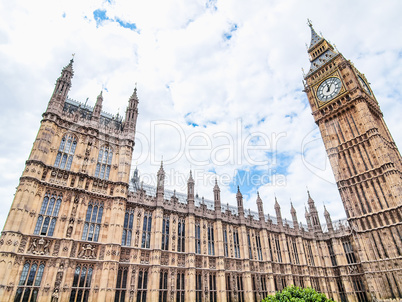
274,234,282,262
223,228,229,257
233,228,240,258
195,222,201,254
176,271,185,302
261,275,268,299
291,238,300,264
114,266,128,302
268,234,273,261
158,270,168,302
336,277,347,302
226,274,232,302
342,238,357,264
209,273,217,302
121,209,134,246
69,264,94,302
256,233,263,260
327,241,337,266
137,268,148,302
310,277,320,292
236,274,244,302
82,202,103,242
161,216,170,250
208,223,215,255
177,218,185,252
95,145,113,180
252,275,258,302
248,232,253,259
54,134,77,171
306,241,315,266
14,260,45,302
196,272,203,302
34,192,62,236
141,212,152,248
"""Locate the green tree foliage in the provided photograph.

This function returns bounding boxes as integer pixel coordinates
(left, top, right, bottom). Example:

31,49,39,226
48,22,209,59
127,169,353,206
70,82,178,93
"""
262,286,335,302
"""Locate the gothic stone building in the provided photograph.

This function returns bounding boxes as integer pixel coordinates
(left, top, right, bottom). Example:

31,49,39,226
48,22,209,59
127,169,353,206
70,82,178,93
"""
0,24,401,302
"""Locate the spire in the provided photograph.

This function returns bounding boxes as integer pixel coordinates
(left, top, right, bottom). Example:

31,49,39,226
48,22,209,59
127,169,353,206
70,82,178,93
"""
305,20,338,78
156,161,165,202
290,201,296,214
236,186,244,217
256,192,265,222
47,58,75,113
290,201,298,230
131,165,140,191
324,205,334,232
213,178,221,217
274,196,280,209
187,170,195,206
306,191,322,233
307,190,316,209
124,86,139,136
307,19,323,50
305,206,312,231
92,90,103,120
274,197,283,226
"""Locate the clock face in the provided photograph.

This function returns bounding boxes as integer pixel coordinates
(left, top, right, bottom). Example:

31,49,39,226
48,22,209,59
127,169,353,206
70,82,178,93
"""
317,77,342,102
358,75,371,95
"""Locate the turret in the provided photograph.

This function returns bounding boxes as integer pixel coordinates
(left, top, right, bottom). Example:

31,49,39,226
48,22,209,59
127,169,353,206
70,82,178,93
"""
156,161,165,204
236,187,244,217
305,207,312,231
47,58,74,113
213,178,221,217
256,192,265,222
131,166,140,191
187,171,195,212
274,197,283,226
92,91,103,121
307,191,322,232
125,87,139,135
324,206,334,232
290,202,299,230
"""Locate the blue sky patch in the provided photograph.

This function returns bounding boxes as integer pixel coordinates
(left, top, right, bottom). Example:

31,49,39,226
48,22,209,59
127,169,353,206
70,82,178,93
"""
187,121,199,127
93,9,108,27
285,112,297,122
93,9,138,32
223,23,238,41
206,0,217,11
229,167,270,199
115,17,137,30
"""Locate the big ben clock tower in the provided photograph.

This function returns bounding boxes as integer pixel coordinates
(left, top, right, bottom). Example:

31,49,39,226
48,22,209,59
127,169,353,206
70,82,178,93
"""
304,21,402,300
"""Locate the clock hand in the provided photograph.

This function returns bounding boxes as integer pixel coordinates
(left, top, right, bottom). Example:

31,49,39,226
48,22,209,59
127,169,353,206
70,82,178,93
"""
326,85,330,93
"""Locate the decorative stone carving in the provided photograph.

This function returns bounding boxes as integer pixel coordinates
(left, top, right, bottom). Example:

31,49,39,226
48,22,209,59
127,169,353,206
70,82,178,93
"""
18,236,28,253
52,240,61,256
77,243,97,259
28,238,51,255
51,289,59,302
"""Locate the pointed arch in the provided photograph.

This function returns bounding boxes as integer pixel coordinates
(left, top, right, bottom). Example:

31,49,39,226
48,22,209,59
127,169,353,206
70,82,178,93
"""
54,133,77,171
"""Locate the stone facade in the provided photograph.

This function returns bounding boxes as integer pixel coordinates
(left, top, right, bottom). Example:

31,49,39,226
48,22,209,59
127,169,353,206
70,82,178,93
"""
0,25,401,302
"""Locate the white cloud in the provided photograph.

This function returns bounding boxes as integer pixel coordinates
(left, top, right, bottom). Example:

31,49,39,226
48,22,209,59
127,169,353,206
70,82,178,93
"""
1,0,402,230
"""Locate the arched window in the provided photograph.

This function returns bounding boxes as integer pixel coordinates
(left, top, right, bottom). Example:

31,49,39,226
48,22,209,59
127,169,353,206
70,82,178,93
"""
82,201,103,242
95,145,113,180
122,209,134,246
34,192,62,236
54,134,77,171
141,212,152,249
69,264,94,302
14,260,45,302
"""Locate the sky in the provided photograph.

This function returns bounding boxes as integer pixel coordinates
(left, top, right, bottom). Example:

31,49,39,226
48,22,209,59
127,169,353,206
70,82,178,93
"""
1,0,402,230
